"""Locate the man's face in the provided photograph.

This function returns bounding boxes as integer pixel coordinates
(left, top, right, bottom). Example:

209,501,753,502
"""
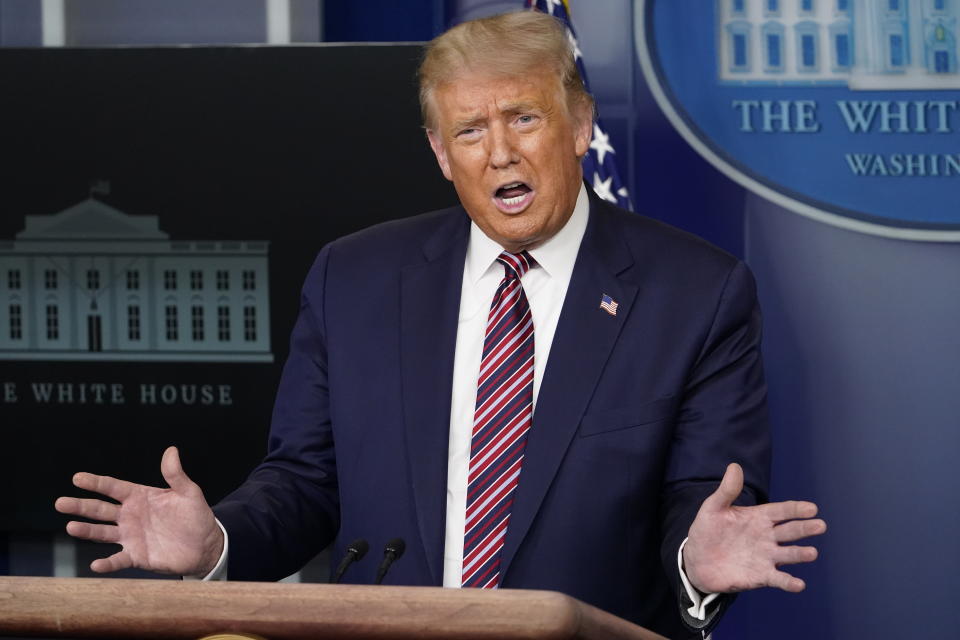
426,68,592,253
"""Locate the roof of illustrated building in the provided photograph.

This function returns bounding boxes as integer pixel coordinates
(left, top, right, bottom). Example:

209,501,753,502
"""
17,198,169,241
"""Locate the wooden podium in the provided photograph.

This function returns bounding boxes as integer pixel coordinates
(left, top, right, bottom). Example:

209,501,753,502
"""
0,577,668,640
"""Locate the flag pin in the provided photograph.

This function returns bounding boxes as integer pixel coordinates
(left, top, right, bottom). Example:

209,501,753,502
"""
599,294,618,316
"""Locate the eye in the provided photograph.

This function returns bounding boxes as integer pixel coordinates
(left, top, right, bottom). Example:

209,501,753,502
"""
516,114,538,125
456,127,480,139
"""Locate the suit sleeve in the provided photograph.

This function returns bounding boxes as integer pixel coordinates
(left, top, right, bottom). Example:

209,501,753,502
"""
213,244,341,581
660,259,772,634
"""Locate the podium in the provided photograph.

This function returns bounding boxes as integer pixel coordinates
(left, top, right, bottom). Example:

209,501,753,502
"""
0,577,668,640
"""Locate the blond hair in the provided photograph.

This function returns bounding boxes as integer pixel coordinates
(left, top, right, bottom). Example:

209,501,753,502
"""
418,11,594,129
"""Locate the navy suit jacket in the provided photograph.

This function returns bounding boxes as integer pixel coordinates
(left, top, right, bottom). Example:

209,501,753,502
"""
214,190,771,639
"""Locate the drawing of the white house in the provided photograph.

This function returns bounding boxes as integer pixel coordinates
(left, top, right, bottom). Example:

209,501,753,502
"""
0,197,272,362
719,0,959,88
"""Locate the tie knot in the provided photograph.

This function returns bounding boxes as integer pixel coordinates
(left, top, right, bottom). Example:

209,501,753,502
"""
497,251,534,281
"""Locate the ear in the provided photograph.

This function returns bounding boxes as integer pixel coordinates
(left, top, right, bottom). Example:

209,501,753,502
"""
426,129,453,182
573,107,593,159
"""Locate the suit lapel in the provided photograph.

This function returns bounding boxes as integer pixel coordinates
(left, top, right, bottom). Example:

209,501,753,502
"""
500,197,639,579
399,209,470,586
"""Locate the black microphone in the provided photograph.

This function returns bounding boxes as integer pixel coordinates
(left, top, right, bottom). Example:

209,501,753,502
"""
331,538,369,584
373,538,406,585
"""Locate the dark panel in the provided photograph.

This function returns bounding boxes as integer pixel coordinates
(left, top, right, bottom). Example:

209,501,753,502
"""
0,44,457,533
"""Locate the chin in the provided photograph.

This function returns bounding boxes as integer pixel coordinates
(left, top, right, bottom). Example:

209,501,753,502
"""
499,234,542,253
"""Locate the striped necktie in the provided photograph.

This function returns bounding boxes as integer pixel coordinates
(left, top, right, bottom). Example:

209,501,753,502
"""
462,250,535,588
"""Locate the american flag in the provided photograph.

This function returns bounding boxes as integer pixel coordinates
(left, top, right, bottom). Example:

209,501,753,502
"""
526,0,632,210
600,293,619,316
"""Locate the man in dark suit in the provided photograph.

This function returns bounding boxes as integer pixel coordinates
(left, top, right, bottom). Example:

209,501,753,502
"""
56,11,825,639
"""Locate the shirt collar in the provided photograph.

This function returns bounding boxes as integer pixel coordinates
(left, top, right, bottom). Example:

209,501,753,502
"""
465,182,590,284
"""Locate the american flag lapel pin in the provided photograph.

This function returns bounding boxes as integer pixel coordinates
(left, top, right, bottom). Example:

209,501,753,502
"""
599,294,618,316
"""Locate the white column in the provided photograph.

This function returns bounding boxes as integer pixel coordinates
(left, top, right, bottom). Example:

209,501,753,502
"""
266,0,292,44
41,0,66,47
907,0,925,72
853,0,881,74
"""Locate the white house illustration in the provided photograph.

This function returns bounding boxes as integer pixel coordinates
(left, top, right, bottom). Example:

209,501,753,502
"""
719,0,959,88
0,197,272,362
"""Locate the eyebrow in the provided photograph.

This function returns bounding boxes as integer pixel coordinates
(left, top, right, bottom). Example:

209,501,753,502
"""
450,115,486,132
499,101,540,114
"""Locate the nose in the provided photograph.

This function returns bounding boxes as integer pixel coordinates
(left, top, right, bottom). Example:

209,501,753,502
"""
487,122,519,169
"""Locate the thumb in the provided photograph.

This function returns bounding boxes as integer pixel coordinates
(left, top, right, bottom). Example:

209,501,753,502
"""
702,462,744,512
160,446,194,494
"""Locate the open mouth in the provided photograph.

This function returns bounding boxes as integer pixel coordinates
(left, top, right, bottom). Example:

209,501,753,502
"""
493,181,534,212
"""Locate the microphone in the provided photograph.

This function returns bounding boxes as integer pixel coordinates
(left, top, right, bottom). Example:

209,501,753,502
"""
373,537,406,585
331,538,369,584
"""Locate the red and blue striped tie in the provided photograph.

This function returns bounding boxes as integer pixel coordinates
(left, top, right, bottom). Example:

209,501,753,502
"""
462,251,535,589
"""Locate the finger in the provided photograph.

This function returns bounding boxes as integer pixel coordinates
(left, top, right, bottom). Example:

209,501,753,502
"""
773,518,827,543
161,446,195,494
91,551,133,574
72,472,135,502
760,500,819,523
54,497,120,523
65,521,121,544
774,544,819,566
701,462,744,512
768,569,806,593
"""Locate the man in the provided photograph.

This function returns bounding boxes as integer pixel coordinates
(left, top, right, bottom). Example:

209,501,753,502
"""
55,12,825,639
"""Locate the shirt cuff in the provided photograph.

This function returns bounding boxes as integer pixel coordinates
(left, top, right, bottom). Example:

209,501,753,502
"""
677,537,720,621
182,518,229,581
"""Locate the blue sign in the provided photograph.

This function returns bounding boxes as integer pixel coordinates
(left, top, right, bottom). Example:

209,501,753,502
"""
635,0,960,241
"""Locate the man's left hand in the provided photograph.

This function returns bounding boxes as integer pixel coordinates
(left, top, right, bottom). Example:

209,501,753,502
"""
682,462,827,594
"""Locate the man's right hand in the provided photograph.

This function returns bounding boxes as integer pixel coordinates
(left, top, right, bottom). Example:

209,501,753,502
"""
54,446,223,577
